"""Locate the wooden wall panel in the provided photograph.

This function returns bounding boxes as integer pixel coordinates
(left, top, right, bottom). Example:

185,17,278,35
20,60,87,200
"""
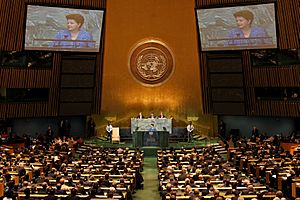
5,103,49,118
210,74,244,87
244,69,300,116
0,104,6,119
208,59,243,72
60,89,93,102
245,86,300,117
59,103,92,116
199,52,210,114
92,53,103,113
277,0,299,48
211,88,244,102
251,66,300,87
62,59,96,74
249,99,300,117
212,102,245,115
242,50,300,117
61,75,94,88
0,69,52,88
47,88,59,116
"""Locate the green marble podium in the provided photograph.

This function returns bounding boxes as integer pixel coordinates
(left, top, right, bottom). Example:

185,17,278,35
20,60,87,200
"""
130,118,172,134
133,131,169,148
131,118,172,148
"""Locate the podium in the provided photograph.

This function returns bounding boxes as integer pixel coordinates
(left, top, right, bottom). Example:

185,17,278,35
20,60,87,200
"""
131,118,172,148
131,118,172,134
133,131,169,148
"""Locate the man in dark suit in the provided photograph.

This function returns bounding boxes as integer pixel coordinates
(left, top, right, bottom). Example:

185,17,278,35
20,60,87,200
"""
87,117,96,139
46,125,54,145
137,112,144,119
178,168,188,181
149,112,156,119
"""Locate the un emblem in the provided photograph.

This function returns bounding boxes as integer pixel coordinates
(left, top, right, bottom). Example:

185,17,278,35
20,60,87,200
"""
129,40,174,86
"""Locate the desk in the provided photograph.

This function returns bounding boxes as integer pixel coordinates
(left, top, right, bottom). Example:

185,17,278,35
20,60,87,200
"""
281,142,300,155
133,131,169,148
131,118,172,134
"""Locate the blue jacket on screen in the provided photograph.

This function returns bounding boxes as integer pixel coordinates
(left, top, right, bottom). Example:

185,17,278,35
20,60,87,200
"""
225,27,273,46
51,30,94,48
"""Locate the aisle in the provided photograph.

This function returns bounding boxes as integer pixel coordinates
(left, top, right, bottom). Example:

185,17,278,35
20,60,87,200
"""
133,157,161,200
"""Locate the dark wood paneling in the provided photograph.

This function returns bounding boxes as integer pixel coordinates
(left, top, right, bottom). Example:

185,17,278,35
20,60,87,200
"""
62,59,96,74
212,88,244,102
5,103,49,118
59,102,92,116
251,66,300,87
208,58,243,73
251,99,300,117
48,88,59,116
242,49,300,117
61,75,94,88
0,104,6,118
210,74,244,87
212,102,245,115
60,89,93,102
0,54,61,117
200,52,210,113
277,0,299,48
93,37,104,114
0,68,53,88
203,52,244,114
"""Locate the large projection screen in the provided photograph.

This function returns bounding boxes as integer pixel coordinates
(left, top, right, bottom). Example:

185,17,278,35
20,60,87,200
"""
196,3,277,51
24,5,104,52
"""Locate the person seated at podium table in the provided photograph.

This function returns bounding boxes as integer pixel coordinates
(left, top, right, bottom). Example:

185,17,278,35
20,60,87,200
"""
137,112,144,119
158,111,166,119
145,124,157,146
149,112,156,119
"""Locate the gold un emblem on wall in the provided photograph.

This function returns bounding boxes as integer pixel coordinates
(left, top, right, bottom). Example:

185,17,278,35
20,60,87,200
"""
129,40,174,86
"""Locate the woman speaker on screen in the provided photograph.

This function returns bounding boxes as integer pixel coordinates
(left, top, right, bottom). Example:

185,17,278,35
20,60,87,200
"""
225,10,272,46
50,14,95,48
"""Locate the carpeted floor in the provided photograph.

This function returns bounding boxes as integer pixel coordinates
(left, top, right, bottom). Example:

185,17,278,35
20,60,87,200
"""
133,157,161,200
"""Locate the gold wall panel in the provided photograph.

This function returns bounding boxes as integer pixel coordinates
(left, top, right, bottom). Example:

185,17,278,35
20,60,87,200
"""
101,0,205,127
